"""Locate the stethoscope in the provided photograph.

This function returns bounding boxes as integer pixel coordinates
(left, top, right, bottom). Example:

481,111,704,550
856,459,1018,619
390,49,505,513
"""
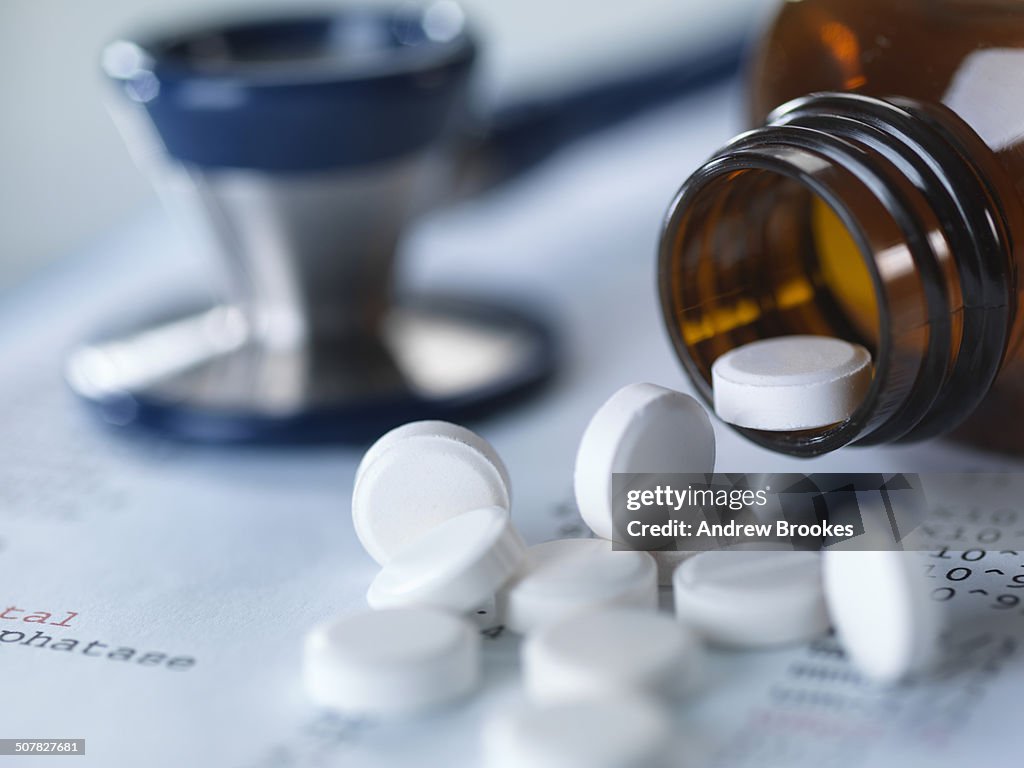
65,2,743,444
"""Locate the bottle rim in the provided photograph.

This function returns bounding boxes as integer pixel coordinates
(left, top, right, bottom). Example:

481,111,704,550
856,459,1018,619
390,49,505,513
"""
659,92,1013,456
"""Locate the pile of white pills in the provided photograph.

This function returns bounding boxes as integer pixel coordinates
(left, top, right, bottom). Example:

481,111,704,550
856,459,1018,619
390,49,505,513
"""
304,335,940,765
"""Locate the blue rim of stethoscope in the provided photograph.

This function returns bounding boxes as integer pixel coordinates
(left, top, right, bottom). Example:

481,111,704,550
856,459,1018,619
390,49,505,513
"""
104,7,477,171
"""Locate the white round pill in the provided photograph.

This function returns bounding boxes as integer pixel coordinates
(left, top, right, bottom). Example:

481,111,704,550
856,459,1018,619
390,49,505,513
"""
574,383,715,542
355,420,511,495
353,421,512,564
367,506,526,613
824,550,940,684
673,550,829,647
523,608,702,703
482,696,673,768
711,335,872,431
498,539,657,635
303,608,480,716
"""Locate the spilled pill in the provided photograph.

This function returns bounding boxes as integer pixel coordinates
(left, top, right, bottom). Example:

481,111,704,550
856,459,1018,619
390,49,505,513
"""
673,550,830,647
482,696,674,768
523,608,702,703
353,421,511,564
498,538,657,635
824,550,941,684
303,608,480,716
574,382,715,542
367,506,526,613
711,335,872,431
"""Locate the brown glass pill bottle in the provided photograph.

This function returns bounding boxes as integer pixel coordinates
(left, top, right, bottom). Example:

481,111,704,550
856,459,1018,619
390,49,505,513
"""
660,0,1024,455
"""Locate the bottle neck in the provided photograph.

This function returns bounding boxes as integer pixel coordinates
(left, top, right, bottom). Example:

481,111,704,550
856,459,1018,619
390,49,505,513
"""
659,92,1015,456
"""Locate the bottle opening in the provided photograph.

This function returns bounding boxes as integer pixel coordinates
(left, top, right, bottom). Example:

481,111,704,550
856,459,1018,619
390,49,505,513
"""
661,166,882,447
662,93,1015,455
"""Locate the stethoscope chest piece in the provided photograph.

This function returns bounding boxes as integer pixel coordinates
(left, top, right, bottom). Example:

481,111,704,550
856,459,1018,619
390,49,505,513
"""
67,5,556,443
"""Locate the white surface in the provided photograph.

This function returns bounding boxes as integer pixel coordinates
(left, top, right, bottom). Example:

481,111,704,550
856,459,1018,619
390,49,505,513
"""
352,424,511,564
367,506,525,612
824,550,941,684
2,82,1024,767
522,608,701,702
498,539,658,634
673,551,830,647
303,608,480,715
481,696,674,768
574,382,715,541
712,336,873,431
